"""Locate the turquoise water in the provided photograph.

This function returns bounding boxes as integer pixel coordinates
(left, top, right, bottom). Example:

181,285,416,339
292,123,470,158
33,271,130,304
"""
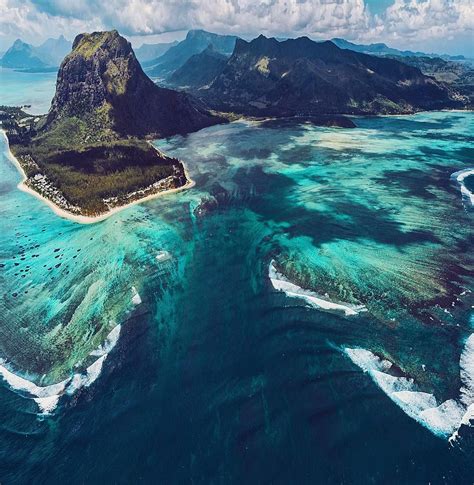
0,73,474,481
0,68,57,114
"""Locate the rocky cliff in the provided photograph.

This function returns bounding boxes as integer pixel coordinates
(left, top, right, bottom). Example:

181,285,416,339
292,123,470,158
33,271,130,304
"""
46,30,223,139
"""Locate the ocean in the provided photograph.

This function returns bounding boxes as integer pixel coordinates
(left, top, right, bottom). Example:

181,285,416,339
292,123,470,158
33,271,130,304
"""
0,69,473,483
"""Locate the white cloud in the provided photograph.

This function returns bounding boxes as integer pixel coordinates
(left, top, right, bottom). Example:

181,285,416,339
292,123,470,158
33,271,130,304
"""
378,0,474,41
0,0,472,55
0,0,101,49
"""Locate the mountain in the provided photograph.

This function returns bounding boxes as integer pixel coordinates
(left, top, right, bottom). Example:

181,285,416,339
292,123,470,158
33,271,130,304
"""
387,55,474,106
135,41,178,63
35,35,72,66
331,38,466,61
1,36,71,70
201,35,463,116
1,39,49,69
46,30,223,138
5,30,225,217
147,29,238,77
168,45,228,88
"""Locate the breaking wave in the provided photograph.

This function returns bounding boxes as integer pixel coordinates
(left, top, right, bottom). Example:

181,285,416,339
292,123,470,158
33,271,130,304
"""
451,168,474,207
345,331,474,441
0,324,121,415
269,261,366,316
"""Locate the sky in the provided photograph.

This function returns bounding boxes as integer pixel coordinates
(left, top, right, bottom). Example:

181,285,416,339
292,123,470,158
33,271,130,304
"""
0,0,472,57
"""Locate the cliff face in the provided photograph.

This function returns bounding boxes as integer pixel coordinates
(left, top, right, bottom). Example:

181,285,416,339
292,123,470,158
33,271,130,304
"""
202,35,464,116
47,30,223,138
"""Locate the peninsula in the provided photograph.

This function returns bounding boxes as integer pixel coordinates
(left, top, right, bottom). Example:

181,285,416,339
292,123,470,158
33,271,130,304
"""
2,30,224,221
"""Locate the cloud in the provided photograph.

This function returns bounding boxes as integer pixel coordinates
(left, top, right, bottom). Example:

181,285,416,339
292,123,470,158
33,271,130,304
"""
0,0,472,55
377,0,474,42
0,0,101,47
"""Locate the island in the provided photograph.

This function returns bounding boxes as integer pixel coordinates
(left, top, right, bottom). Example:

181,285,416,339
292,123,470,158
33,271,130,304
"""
1,30,224,222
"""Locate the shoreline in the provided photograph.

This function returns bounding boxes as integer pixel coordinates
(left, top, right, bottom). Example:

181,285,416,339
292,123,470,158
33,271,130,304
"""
1,130,195,224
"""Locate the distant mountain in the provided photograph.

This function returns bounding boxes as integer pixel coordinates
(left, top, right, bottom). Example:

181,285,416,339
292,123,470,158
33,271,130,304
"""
331,38,465,61
388,55,474,106
135,41,178,63
168,45,228,88
36,35,72,66
147,29,239,77
201,35,463,116
1,36,71,70
1,39,49,69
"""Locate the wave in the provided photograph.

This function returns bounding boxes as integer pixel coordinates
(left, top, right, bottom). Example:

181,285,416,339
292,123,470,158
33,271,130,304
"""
131,286,142,305
344,333,474,441
269,261,366,316
0,324,121,415
451,168,474,207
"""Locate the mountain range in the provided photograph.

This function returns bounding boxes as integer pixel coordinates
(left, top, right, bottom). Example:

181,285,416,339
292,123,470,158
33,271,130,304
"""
196,35,463,116
331,38,467,61
168,45,228,88
146,29,238,77
1,35,71,70
134,41,178,63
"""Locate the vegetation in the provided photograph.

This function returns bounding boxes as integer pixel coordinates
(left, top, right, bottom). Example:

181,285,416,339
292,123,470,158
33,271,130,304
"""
2,106,187,216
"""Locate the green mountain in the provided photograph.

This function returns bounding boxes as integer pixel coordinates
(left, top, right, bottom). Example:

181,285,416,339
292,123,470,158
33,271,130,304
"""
45,30,223,139
5,30,224,217
201,35,464,116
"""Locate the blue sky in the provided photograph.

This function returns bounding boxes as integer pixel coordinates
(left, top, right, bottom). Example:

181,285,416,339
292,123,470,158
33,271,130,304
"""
1,0,472,57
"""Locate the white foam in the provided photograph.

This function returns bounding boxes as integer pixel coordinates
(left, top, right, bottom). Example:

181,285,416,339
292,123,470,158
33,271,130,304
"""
459,333,474,406
345,333,474,441
67,355,107,394
269,261,366,316
34,395,61,414
156,250,172,262
0,324,121,414
131,286,142,305
452,168,474,206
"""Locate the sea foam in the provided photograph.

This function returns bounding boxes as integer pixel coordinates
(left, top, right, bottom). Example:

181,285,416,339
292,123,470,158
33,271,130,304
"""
451,168,474,207
0,324,121,415
269,261,366,316
345,332,474,441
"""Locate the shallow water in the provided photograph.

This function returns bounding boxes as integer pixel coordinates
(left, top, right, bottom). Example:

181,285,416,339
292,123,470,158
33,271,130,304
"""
0,79,473,482
0,68,57,114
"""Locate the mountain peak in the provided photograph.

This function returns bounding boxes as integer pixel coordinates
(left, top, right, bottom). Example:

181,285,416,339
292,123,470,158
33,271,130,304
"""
71,30,125,58
12,39,28,48
47,29,222,138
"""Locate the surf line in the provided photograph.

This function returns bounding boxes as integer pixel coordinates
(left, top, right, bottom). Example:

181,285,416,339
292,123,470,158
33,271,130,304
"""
344,333,474,443
269,260,366,316
0,324,122,414
451,168,474,207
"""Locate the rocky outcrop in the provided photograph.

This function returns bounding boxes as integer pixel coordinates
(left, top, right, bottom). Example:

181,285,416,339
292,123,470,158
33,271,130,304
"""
201,35,465,116
46,30,224,138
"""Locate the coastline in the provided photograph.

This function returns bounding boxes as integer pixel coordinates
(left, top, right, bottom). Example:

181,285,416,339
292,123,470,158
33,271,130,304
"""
1,130,195,224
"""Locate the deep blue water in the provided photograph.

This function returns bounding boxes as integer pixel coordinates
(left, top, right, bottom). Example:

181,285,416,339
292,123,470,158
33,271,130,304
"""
0,74,474,483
